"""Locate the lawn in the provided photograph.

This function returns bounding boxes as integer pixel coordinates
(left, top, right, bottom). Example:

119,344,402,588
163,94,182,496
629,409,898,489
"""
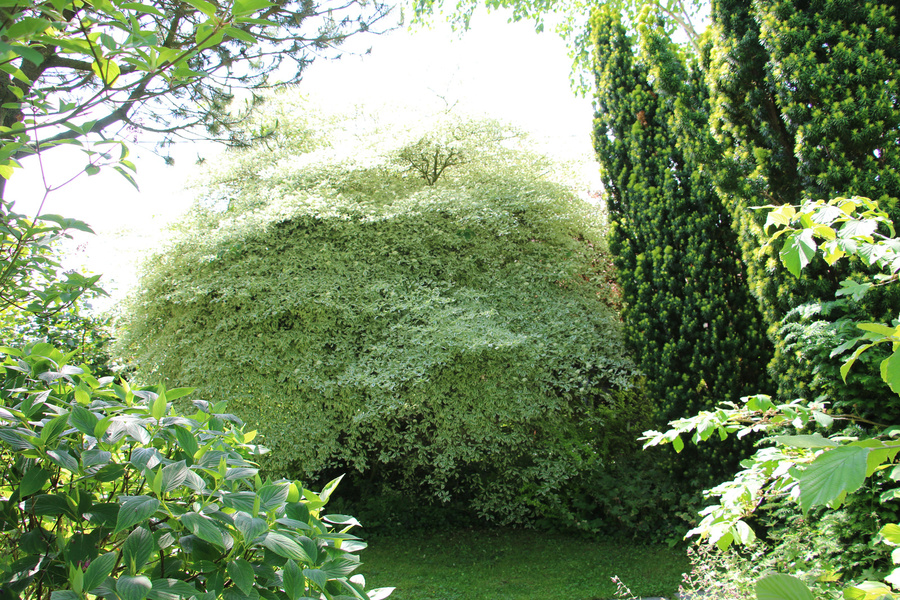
357,528,689,600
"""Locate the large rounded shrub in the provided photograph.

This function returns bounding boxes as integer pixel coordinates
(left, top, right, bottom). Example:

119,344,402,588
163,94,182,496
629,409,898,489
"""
119,98,639,526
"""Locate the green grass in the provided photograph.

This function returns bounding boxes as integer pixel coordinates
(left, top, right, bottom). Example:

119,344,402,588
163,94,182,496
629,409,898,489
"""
357,528,689,600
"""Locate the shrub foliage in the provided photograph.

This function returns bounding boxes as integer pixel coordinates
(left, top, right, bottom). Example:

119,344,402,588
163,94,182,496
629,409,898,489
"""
0,343,390,600
118,102,639,527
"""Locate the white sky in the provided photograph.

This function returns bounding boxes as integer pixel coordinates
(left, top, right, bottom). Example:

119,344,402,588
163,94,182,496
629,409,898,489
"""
7,9,597,309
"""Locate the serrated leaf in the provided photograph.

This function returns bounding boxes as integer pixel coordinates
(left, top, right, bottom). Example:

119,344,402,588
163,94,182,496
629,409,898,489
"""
799,446,868,512
755,573,814,600
772,434,838,449
115,496,160,533
780,229,816,277
881,350,900,396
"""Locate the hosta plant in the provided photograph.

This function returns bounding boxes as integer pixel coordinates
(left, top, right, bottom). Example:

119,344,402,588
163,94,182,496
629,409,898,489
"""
0,343,391,600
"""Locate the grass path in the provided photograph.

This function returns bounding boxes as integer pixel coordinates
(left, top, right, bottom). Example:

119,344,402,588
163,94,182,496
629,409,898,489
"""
358,528,689,600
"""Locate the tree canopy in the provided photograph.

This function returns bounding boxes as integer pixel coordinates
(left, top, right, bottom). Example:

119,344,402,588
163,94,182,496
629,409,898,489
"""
117,96,645,527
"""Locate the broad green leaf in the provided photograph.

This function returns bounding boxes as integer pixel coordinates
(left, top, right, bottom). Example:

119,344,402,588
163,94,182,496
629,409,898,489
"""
756,573,814,600
19,466,50,496
123,527,153,575
115,496,160,533
799,446,868,512
224,26,257,44
880,523,900,546
234,512,268,542
858,323,899,337
70,405,99,436
258,483,290,511
183,0,217,17
84,552,117,591
92,58,121,86
151,389,167,420
227,558,255,594
47,449,80,473
117,575,153,600
232,0,275,16
160,461,190,493
181,512,225,547
173,425,199,459
319,557,360,578
843,581,895,600
772,434,838,449
779,229,817,277
147,579,200,600
283,560,304,600
303,569,328,592
881,351,900,396
119,2,166,16
262,532,314,562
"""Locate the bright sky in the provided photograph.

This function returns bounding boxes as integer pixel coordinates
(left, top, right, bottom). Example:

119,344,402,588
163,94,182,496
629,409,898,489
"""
7,9,597,309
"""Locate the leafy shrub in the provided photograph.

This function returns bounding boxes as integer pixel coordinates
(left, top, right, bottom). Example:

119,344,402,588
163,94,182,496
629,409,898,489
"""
0,343,389,600
117,100,640,528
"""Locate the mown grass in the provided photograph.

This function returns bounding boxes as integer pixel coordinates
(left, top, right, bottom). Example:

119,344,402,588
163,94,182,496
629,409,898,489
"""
358,528,689,600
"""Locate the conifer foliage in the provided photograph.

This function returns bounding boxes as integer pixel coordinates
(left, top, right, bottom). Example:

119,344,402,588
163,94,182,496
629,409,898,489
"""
591,9,770,426
707,0,900,411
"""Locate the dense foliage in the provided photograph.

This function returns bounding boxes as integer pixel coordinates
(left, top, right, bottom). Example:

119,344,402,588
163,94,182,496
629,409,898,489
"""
706,0,900,417
0,343,391,600
117,99,642,528
591,8,769,425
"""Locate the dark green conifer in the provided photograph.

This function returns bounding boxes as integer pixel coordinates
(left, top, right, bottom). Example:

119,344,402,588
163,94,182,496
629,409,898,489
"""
591,9,770,426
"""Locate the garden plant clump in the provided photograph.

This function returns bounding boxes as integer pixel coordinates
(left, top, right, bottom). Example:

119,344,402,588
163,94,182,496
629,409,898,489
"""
0,342,392,600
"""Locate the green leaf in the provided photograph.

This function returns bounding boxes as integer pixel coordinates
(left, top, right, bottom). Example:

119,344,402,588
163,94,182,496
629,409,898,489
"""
881,350,900,396
799,446,868,512
147,579,200,600
70,405,100,436
258,483,290,511
19,466,50,497
232,0,275,16
772,434,838,449
151,389,167,420
262,532,314,562
779,229,817,277
84,552,117,592
181,512,225,547
228,558,255,594
160,461,190,493
234,512,268,542
91,58,121,86
880,523,900,546
123,527,154,575
303,569,328,592
283,560,304,600
115,496,160,534
173,425,199,459
755,573,814,600
183,0,218,17
117,575,153,600
224,26,257,44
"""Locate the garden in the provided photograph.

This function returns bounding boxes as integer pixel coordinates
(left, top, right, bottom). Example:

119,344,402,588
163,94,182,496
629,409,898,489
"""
1,0,899,599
